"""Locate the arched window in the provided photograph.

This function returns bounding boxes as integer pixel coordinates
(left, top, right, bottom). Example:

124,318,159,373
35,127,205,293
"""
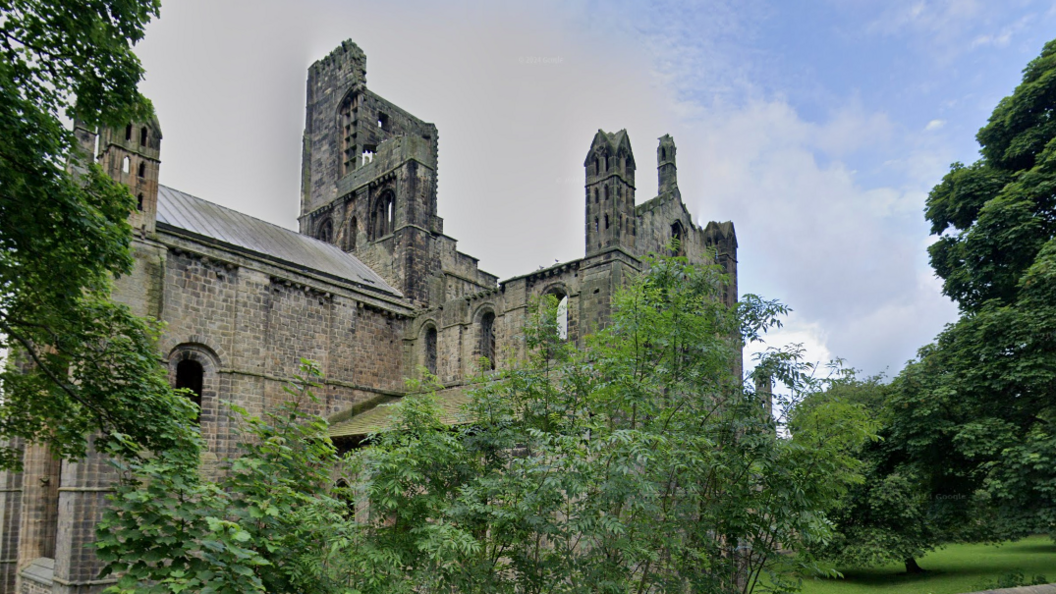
594,156,600,176
338,93,358,176
318,219,333,243
661,147,667,160
594,217,599,233
424,325,438,375
594,188,599,204
479,311,496,370
604,185,608,201
671,220,685,256
136,193,144,211
138,161,146,178
175,359,204,421
345,216,357,251
125,124,133,141
605,214,609,229
372,191,395,239
140,126,148,147
121,156,130,174
546,290,569,342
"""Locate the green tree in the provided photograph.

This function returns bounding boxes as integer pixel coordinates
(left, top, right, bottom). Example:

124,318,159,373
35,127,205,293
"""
798,376,952,574
96,361,356,594
98,255,875,594
885,38,1056,545
0,0,189,467
349,254,875,594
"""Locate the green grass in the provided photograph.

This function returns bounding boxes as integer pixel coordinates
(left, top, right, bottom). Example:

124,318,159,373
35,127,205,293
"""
790,536,1056,594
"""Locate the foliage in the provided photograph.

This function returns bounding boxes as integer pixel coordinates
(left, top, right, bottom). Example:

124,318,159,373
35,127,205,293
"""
349,254,876,594
795,376,951,572
887,38,1056,541
95,361,356,594
0,0,189,468
100,257,876,593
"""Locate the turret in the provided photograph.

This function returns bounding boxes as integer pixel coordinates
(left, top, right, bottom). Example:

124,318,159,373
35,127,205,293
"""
584,129,636,257
97,118,162,236
657,134,678,197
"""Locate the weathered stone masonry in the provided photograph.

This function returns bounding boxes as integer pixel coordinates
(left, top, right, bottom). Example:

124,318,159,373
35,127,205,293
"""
0,39,737,594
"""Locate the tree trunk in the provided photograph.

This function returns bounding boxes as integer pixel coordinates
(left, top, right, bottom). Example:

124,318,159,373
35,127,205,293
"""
904,557,924,574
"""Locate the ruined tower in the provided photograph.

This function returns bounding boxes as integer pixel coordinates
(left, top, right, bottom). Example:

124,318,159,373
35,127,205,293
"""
584,130,636,257
298,41,445,306
657,133,678,199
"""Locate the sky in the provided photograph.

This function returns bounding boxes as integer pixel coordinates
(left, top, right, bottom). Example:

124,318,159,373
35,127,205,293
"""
132,0,1056,378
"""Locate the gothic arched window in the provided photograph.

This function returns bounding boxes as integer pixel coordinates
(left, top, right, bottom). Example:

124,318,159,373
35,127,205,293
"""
372,191,395,239
424,325,438,376
338,92,358,176
318,219,333,243
479,311,496,370
671,220,685,256
140,126,148,147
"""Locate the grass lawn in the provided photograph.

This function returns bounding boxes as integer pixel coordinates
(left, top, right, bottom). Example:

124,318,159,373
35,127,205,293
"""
789,536,1056,594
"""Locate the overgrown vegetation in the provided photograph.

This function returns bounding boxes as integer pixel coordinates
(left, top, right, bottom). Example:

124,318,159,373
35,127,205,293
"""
97,253,877,594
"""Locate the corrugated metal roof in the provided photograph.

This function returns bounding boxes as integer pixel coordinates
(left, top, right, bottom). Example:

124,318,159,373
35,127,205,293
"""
156,185,400,296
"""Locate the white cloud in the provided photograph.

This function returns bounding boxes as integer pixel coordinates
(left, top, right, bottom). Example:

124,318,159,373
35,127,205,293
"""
133,0,962,376
924,118,946,131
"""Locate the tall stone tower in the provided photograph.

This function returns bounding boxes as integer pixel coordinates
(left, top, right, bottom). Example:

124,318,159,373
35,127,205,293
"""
584,130,636,257
298,40,443,306
95,118,162,236
657,133,678,199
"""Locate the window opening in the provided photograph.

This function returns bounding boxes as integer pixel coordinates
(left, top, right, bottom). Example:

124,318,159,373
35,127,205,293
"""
480,312,496,370
338,93,358,176
121,156,130,174
556,295,568,341
136,193,144,211
175,359,204,421
372,191,395,239
425,326,438,375
140,126,148,146
362,144,376,165
318,219,333,243
671,221,685,256
138,161,146,177
377,112,390,130
125,124,133,141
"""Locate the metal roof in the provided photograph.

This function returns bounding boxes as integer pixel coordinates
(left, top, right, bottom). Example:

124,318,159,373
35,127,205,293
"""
156,185,401,297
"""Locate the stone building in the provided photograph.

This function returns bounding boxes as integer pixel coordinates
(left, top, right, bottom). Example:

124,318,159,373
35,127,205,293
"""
0,40,737,594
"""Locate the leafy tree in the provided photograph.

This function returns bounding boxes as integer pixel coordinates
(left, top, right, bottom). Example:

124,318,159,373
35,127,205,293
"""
96,361,356,594
348,254,875,594
0,0,191,467
877,38,1056,552
798,376,951,574
100,255,876,593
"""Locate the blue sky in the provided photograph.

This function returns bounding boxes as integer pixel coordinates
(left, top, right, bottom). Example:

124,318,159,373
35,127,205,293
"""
134,0,1056,377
